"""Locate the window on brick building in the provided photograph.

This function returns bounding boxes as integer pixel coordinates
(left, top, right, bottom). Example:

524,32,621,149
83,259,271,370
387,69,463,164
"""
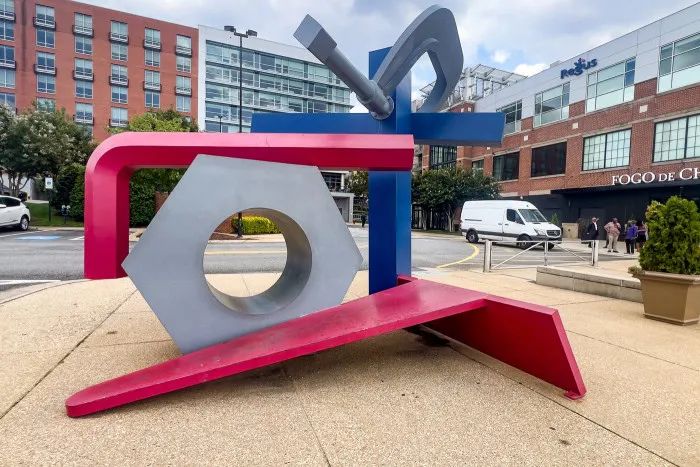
75,102,93,122
145,49,160,67
0,0,14,16
493,152,520,181
531,142,567,177
654,114,700,162
111,107,128,126
0,91,14,110
498,101,522,134
583,129,631,170
36,97,54,111
586,58,635,112
659,32,700,93
176,95,191,113
110,21,128,41
0,20,13,41
74,13,92,34
75,36,92,55
0,45,13,66
534,83,569,127
471,159,484,172
36,29,54,48
37,74,55,94
0,68,13,89
111,85,127,104
35,5,54,27
75,80,92,99
145,28,160,47
145,91,160,108
111,43,127,61
177,56,191,73
429,145,457,169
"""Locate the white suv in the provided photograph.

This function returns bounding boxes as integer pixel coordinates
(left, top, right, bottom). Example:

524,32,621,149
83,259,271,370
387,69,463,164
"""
0,196,31,231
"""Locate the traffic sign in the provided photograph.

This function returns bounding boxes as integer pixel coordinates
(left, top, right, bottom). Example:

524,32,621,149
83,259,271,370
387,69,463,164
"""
45,177,53,190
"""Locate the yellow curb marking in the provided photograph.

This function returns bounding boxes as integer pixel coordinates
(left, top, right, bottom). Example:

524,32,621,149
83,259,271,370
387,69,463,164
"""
436,243,479,269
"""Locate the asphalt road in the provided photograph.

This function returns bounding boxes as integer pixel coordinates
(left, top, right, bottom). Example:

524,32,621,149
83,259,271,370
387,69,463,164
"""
0,227,628,291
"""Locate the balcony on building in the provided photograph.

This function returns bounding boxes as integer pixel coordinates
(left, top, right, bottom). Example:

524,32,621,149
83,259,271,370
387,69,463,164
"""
143,81,161,91
109,75,128,86
74,114,94,125
73,69,94,81
143,38,161,51
175,45,192,56
72,24,93,37
109,119,127,128
0,58,15,69
109,32,129,44
34,63,56,75
175,86,192,96
33,17,55,29
0,9,15,22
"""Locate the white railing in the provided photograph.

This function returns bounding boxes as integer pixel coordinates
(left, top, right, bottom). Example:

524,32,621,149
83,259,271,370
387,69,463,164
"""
483,239,598,272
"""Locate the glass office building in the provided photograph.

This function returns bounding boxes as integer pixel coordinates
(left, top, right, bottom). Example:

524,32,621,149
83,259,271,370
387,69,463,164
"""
198,25,352,134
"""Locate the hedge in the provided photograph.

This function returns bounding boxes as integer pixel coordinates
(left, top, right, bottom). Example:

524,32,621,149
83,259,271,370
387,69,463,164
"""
69,165,86,221
233,216,281,235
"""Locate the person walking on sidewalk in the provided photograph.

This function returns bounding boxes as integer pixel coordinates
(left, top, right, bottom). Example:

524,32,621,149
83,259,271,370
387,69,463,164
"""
586,217,599,248
636,220,647,252
604,218,621,253
361,213,367,228
624,220,638,254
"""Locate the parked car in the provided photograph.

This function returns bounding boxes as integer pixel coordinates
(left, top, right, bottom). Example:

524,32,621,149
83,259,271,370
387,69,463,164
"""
0,196,31,231
460,200,561,248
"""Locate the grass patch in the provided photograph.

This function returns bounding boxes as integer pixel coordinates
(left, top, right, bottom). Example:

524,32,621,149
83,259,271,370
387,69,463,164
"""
26,202,84,227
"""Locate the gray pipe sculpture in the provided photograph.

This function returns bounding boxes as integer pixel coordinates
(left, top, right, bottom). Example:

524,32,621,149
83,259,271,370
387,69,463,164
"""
294,4,463,119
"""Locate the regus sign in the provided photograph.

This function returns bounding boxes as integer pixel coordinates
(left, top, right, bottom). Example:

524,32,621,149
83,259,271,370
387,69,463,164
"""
561,58,597,79
612,168,700,185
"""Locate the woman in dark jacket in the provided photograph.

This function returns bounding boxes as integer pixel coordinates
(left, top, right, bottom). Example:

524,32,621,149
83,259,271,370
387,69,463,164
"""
636,220,647,252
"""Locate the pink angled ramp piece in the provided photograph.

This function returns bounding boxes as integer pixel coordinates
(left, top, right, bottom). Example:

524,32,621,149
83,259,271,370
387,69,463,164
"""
66,279,585,417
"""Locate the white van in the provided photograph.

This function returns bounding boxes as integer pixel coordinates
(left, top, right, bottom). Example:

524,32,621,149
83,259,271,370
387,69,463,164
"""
460,200,561,248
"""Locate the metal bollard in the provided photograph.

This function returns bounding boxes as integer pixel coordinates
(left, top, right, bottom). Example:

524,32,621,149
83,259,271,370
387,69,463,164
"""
592,240,599,267
544,240,549,266
483,239,492,273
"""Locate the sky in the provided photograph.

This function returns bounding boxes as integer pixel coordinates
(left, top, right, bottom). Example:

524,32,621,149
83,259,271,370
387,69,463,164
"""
81,0,699,109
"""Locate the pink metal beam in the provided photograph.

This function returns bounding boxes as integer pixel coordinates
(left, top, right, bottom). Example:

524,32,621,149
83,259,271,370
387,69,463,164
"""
66,279,585,417
84,132,414,280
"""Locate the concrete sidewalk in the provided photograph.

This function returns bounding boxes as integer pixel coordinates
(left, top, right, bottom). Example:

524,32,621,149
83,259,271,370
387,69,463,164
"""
0,268,698,465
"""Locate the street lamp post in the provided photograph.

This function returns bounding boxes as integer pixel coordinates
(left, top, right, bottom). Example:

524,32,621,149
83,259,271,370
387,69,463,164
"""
233,29,249,238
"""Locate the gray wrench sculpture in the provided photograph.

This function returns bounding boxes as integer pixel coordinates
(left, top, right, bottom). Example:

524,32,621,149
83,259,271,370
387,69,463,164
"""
294,4,464,119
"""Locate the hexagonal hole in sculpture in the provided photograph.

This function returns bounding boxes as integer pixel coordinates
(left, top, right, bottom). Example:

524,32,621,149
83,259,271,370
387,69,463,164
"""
203,208,312,316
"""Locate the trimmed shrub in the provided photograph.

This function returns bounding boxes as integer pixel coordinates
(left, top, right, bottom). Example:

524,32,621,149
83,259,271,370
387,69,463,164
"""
69,165,86,221
233,216,281,235
639,196,700,275
551,213,559,226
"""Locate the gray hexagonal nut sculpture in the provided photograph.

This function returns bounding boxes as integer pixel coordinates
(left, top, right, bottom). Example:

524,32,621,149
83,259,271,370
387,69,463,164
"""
122,155,363,354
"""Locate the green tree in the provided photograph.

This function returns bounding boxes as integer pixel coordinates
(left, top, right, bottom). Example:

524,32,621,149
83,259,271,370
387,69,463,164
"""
55,163,85,208
69,165,86,221
0,103,95,197
639,197,700,275
109,109,198,226
413,167,500,231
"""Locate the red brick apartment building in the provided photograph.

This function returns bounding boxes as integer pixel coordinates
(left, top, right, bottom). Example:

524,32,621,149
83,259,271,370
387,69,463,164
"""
0,0,198,141
415,3,700,229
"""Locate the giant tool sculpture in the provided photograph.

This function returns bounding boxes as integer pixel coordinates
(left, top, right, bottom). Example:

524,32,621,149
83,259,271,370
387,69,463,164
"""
68,5,585,417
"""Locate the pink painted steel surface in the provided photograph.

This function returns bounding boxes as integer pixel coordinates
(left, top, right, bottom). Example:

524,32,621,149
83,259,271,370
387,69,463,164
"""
83,132,414,279
66,279,585,417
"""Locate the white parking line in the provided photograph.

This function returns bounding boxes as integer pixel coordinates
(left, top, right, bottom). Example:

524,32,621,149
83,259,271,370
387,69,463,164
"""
71,236,85,241
0,231,42,239
0,279,61,285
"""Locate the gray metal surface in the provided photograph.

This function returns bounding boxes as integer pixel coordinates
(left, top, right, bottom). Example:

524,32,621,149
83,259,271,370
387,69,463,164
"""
293,4,463,118
123,155,363,354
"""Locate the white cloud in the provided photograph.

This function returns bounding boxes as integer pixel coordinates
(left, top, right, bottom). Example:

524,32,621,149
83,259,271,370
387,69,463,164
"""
490,50,510,64
513,63,549,77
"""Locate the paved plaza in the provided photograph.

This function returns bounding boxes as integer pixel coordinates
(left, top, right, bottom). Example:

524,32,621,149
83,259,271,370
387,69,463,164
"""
0,261,698,465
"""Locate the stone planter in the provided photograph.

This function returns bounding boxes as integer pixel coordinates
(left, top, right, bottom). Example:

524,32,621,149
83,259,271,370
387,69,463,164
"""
637,271,700,325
